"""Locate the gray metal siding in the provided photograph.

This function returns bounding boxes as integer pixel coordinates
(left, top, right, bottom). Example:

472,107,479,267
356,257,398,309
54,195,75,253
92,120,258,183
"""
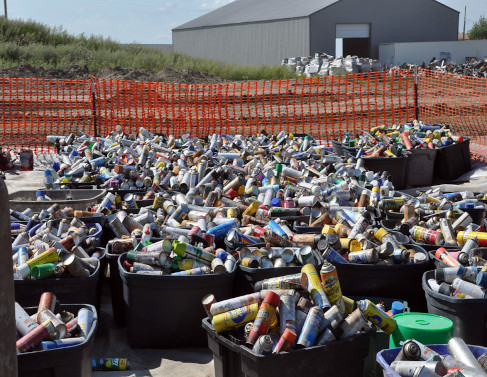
173,18,310,66
310,0,459,59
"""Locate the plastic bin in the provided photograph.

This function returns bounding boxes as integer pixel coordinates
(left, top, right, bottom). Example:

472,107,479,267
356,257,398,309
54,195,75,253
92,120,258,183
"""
423,270,487,346
106,245,126,327
14,258,101,308
119,254,236,348
202,317,374,377
405,148,437,187
331,139,359,157
434,138,471,181
334,244,431,312
9,189,107,211
362,156,408,190
377,344,487,377
18,304,97,377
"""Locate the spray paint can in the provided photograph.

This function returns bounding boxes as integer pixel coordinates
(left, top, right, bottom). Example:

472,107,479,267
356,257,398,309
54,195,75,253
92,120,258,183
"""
340,308,367,339
357,299,396,334
254,274,302,291
210,293,261,316
41,337,86,350
171,266,211,276
212,303,260,333
78,308,95,337
172,241,215,265
435,248,461,267
348,249,379,264
447,337,484,371
15,302,39,337
301,264,330,309
320,263,346,314
279,294,296,335
16,320,56,353
36,309,67,340
410,226,444,246
247,291,280,345
296,306,323,348
273,328,297,354
252,334,278,355
452,278,486,298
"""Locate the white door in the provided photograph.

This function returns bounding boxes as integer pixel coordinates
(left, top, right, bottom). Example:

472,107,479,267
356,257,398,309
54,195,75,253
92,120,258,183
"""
336,24,370,38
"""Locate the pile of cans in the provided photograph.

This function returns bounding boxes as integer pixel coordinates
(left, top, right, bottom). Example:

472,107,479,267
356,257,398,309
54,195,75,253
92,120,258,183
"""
15,292,95,353
337,120,466,158
11,216,102,280
203,263,403,355
427,249,487,299
386,337,487,377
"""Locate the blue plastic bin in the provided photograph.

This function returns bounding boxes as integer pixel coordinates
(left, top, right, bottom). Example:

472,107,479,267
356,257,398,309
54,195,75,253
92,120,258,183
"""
376,344,487,377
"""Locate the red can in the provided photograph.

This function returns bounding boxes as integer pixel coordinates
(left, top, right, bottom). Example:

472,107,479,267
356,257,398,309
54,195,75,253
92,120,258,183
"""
38,292,57,314
253,226,267,238
16,320,55,353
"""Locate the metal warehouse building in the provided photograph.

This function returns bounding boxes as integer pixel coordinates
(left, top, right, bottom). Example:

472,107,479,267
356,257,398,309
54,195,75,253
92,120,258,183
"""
172,0,459,66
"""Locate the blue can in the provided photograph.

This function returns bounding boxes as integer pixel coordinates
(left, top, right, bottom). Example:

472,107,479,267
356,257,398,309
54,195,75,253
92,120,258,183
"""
36,190,47,201
322,247,348,264
297,307,323,348
268,220,287,238
91,156,106,167
476,271,487,288
271,197,281,207
207,219,238,240
216,249,227,261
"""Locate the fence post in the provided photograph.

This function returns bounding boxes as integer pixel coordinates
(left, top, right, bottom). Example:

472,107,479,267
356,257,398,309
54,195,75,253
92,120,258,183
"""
414,66,419,120
90,77,98,137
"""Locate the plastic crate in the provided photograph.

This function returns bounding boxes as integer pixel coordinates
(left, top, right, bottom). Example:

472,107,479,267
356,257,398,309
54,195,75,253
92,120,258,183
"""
9,189,107,212
362,156,408,190
14,258,101,308
119,253,236,348
334,244,431,312
18,304,97,377
377,344,487,377
331,139,359,157
423,270,487,346
203,318,374,377
405,148,437,187
434,138,471,181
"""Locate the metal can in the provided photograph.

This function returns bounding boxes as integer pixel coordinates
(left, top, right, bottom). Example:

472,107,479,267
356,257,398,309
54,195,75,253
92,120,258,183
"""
357,299,396,334
301,264,330,309
212,303,260,333
297,306,323,348
247,291,280,345
411,226,444,246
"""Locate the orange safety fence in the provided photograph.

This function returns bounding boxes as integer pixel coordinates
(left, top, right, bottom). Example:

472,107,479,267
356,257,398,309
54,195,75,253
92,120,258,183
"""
417,68,487,162
0,69,415,152
1,67,487,161
0,78,93,153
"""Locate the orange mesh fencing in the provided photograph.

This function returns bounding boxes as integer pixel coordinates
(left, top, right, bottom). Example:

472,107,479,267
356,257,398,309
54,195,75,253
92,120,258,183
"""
0,70,415,152
417,68,487,161
0,77,93,153
94,70,415,141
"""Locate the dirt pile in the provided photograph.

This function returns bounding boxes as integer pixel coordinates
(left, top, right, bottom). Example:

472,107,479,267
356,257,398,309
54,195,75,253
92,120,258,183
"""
0,64,227,84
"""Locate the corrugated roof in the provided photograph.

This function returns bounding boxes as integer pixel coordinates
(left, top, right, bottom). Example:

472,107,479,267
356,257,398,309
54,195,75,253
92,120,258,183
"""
173,0,341,30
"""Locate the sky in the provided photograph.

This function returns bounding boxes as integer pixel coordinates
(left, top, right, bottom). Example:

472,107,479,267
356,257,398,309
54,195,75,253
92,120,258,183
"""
4,0,487,44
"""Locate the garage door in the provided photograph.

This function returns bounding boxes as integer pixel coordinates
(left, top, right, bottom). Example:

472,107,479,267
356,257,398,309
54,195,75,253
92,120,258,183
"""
336,24,370,38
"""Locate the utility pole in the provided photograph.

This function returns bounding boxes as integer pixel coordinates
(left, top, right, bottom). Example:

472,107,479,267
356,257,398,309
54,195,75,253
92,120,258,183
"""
3,0,6,19
463,6,466,40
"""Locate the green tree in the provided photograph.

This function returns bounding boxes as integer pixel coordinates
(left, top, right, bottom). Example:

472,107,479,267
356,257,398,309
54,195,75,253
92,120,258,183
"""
469,16,487,40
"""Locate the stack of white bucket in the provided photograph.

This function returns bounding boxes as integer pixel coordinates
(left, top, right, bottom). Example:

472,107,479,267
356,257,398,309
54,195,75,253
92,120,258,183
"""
282,52,383,78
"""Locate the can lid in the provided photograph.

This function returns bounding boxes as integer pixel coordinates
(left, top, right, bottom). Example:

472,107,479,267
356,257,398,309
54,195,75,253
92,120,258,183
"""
391,301,404,315
44,170,52,176
263,291,280,308
271,198,280,207
375,227,388,241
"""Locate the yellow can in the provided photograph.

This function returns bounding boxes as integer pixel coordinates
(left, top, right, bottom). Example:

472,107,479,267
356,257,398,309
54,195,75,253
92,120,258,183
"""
242,201,259,217
322,225,335,235
340,238,362,252
342,295,355,314
357,299,396,335
212,303,259,333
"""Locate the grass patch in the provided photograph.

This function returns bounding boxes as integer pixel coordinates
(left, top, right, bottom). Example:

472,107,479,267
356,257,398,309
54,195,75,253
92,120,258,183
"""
0,17,296,81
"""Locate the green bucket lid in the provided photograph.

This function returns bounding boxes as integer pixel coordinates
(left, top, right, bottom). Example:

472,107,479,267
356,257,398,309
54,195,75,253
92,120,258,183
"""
389,312,453,348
